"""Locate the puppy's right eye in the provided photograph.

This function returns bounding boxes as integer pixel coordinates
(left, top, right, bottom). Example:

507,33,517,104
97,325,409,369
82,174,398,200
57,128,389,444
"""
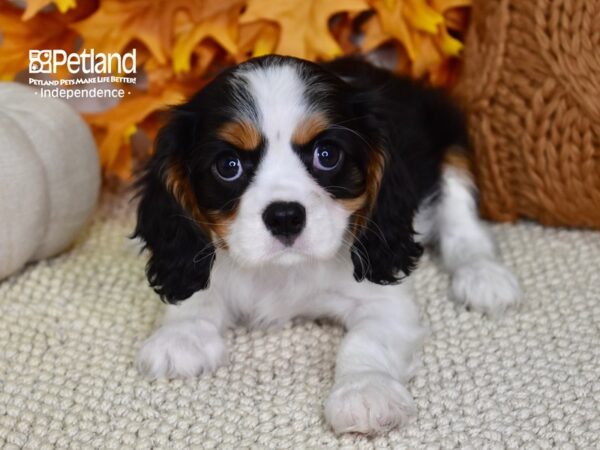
313,142,342,172
214,153,243,181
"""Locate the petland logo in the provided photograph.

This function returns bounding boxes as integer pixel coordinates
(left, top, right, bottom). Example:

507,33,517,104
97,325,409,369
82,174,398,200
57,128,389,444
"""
29,49,137,75
28,49,137,99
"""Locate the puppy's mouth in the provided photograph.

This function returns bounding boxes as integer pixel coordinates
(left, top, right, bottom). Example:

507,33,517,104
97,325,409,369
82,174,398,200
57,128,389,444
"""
264,237,310,265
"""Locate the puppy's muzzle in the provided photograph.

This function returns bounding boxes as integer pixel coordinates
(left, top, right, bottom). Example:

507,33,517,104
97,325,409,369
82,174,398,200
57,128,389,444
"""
262,201,306,246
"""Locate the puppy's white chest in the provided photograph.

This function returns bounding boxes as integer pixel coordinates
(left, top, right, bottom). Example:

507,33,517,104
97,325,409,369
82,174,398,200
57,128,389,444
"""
210,251,354,325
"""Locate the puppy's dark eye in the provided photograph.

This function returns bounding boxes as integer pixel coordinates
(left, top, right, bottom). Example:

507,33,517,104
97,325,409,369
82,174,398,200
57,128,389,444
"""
313,143,342,171
214,153,243,181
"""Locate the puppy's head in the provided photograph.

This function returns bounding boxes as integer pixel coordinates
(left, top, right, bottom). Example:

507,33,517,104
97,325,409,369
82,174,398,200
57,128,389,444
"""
135,56,422,303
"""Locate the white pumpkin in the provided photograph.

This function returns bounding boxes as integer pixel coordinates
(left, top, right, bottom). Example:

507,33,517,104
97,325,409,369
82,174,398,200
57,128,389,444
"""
0,82,100,280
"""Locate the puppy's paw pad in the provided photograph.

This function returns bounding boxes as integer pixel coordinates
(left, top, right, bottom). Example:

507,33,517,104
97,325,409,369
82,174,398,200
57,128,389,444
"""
324,373,415,435
136,321,227,379
452,259,521,315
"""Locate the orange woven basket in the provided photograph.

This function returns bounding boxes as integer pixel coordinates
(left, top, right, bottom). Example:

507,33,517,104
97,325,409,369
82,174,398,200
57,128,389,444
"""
454,0,600,229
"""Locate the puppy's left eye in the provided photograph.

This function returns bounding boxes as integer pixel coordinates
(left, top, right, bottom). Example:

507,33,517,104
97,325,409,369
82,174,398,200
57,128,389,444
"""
313,143,342,171
214,153,243,181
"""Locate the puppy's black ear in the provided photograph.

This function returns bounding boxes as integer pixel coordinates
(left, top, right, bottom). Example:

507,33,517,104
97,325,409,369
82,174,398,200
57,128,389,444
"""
133,115,215,303
351,149,424,284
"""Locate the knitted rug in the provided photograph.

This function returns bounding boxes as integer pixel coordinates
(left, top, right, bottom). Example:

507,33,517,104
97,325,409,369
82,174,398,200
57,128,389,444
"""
1,194,599,449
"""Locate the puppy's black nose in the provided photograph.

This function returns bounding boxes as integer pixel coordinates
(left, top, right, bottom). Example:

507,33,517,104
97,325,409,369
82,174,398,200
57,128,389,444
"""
262,201,306,245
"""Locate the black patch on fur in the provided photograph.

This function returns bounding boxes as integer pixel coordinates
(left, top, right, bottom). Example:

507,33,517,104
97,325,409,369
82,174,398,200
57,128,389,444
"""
292,127,369,200
133,71,264,303
133,114,215,303
321,57,469,283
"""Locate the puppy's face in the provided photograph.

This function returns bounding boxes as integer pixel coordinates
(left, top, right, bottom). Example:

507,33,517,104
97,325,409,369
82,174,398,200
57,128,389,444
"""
169,58,379,266
136,56,421,303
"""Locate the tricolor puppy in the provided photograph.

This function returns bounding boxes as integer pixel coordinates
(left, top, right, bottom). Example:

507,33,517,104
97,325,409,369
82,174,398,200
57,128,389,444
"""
134,55,520,434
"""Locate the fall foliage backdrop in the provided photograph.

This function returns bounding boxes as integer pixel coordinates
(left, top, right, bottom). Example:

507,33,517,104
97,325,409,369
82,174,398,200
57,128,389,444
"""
0,0,471,179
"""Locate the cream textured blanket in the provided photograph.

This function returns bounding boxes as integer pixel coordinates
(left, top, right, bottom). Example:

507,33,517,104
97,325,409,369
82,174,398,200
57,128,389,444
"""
1,195,599,449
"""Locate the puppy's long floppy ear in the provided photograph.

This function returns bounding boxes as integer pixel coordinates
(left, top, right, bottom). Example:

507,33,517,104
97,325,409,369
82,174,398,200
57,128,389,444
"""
133,113,215,303
351,147,424,284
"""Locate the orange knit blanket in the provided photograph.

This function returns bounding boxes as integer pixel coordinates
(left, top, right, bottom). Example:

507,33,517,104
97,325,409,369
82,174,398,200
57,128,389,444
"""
455,0,600,228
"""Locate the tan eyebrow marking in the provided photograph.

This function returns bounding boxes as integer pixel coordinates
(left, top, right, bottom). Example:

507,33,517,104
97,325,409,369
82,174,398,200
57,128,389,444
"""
218,121,262,151
292,114,330,145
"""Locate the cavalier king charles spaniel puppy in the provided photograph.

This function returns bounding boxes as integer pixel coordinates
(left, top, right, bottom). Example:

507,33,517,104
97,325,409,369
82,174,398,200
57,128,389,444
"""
134,55,521,434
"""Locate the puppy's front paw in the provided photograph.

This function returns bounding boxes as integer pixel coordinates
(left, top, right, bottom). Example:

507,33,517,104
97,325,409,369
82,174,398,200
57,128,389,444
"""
452,259,521,316
136,320,227,379
324,372,415,435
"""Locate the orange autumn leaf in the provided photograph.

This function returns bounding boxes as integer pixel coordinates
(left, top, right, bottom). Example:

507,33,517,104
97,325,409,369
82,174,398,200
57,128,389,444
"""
241,0,370,60
22,0,77,20
330,12,362,56
0,3,78,79
442,6,470,33
364,0,426,57
237,21,279,61
172,2,243,74
145,46,220,93
85,88,185,178
430,0,472,12
411,30,444,77
71,0,234,64
187,42,224,79
363,0,468,81
366,0,468,57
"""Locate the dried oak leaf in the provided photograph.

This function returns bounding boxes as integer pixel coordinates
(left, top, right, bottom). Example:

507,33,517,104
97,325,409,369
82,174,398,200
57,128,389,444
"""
85,88,185,178
0,3,78,79
363,0,469,79
70,0,230,64
22,0,76,20
240,0,369,60
172,1,243,74
237,21,279,61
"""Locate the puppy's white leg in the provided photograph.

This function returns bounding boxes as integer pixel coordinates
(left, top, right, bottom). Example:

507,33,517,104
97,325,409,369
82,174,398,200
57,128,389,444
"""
417,165,521,315
324,285,424,435
136,290,229,379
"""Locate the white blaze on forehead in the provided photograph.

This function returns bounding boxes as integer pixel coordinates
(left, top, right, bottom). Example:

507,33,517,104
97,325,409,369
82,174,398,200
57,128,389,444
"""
238,62,317,199
240,63,309,147
225,62,351,266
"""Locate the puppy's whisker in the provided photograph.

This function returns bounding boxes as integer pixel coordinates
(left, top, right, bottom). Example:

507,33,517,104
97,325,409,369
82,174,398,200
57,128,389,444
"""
329,115,370,127
216,197,242,212
351,212,391,249
175,215,217,228
190,234,227,263
325,185,356,194
192,251,215,265
327,124,374,151
340,234,372,279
